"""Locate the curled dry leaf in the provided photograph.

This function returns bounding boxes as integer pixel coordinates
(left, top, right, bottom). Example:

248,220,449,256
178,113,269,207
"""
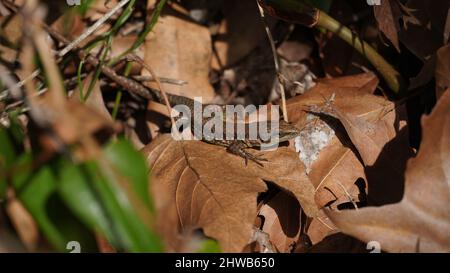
142,134,317,252
327,91,450,252
258,191,301,253
286,72,411,242
286,74,378,201
320,100,413,206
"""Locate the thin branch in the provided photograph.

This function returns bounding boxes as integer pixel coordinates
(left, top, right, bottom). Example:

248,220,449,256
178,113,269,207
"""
58,0,131,57
132,75,187,86
256,1,289,122
125,54,177,131
337,181,358,211
1,0,131,95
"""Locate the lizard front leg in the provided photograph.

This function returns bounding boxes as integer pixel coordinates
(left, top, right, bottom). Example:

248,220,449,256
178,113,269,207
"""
226,140,268,166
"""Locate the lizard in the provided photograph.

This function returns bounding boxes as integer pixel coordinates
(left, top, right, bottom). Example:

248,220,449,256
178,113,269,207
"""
36,18,301,165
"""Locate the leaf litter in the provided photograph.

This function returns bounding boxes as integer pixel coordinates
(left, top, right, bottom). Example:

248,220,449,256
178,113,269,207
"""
0,0,449,253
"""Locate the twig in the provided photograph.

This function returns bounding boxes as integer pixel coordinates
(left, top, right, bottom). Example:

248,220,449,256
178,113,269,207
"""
316,216,335,231
30,5,66,106
337,181,358,211
125,54,177,129
4,74,87,111
59,0,131,57
0,70,40,99
256,1,289,122
19,0,50,127
43,25,155,100
132,75,187,86
0,65,21,100
257,0,406,94
1,0,131,95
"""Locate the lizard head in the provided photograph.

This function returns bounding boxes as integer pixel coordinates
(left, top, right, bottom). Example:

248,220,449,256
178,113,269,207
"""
263,120,301,144
276,120,301,142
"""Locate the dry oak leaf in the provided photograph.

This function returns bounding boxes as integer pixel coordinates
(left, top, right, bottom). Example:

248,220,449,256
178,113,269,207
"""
288,72,411,206
327,91,450,253
287,72,381,125
142,134,318,252
144,12,214,101
286,73,386,209
322,101,413,206
286,73,410,241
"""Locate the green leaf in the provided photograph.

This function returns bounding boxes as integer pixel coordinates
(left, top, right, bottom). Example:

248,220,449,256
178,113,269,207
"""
0,128,15,198
197,239,222,253
17,166,97,252
0,129,15,166
103,138,152,209
10,152,33,192
76,0,95,16
0,119,24,199
58,162,119,245
58,145,162,252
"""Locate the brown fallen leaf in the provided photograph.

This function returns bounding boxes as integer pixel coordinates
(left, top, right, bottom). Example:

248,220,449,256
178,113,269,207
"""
258,191,301,253
287,73,390,208
286,73,411,242
70,73,114,123
50,99,117,148
144,11,214,101
325,103,413,205
142,134,317,252
304,210,337,245
19,6,117,160
316,72,379,91
374,0,402,52
5,189,39,251
286,73,382,125
327,90,450,253
435,45,450,99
